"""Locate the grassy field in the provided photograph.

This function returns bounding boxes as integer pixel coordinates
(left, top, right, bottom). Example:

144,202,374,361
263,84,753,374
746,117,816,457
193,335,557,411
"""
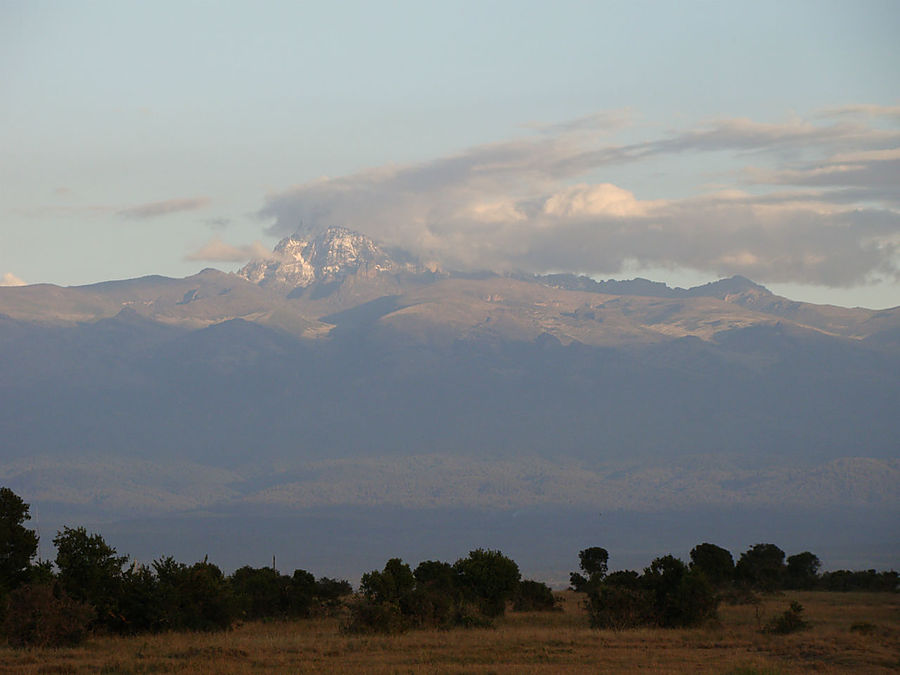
1,591,897,673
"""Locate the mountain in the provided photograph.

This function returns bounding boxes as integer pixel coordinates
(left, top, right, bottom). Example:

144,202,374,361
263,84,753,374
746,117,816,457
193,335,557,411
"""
1,228,898,576
237,226,423,291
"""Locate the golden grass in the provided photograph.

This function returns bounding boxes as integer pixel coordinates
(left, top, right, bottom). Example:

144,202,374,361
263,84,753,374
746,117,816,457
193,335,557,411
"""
1,591,897,674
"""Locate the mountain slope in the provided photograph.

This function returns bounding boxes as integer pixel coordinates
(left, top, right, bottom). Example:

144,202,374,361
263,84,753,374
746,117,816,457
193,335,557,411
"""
0,229,897,575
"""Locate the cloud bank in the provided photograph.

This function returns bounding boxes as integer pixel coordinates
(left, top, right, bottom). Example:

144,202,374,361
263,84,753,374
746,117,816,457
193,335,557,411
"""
1,273,26,287
258,107,900,286
119,197,210,220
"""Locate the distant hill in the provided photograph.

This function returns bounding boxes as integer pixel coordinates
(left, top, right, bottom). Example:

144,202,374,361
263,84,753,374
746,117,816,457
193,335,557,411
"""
1,227,897,574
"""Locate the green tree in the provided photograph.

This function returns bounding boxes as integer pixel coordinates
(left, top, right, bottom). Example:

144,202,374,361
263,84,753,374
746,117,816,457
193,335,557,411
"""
53,526,127,629
0,487,39,593
570,546,609,591
453,548,520,617
360,558,415,604
288,569,318,617
689,543,734,586
154,557,235,631
735,543,785,591
230,565,290,619
786,551,821,590
413,560,457,594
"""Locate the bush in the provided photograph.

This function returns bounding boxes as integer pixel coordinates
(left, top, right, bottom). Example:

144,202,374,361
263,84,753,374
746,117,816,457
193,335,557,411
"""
2,584,94,647
315,576,353,610
586,585,654,629
513,580,559,612
230,566,291,620
763,601,809,634
663,570,718,627
154,558,236,632
343,598,406,634
586,555,719,629
453,549,520,618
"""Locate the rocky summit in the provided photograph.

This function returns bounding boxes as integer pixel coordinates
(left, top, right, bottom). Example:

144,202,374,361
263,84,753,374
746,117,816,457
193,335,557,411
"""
237,226,421,290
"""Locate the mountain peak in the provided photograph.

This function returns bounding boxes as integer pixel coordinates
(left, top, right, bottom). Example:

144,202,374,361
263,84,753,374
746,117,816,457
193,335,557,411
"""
682,275,770,299
238,226,420,289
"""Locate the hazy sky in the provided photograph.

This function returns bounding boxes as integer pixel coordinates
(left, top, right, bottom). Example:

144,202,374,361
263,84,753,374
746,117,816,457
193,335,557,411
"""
2,1,899,308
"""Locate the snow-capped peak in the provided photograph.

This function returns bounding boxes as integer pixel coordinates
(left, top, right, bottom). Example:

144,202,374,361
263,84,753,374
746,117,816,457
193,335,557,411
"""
238,226,419,289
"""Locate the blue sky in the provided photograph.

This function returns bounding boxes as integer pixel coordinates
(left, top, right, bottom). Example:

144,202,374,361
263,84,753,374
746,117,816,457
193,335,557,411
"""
2,0,898,307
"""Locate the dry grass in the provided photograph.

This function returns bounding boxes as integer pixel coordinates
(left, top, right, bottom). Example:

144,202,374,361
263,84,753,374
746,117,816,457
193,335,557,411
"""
1,591,897,674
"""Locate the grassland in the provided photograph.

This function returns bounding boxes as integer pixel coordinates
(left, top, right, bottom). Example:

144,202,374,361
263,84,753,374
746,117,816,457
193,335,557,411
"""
1,591,897,673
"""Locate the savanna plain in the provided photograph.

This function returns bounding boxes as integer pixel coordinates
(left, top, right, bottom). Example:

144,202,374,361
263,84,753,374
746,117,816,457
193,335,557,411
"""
2,591,896,674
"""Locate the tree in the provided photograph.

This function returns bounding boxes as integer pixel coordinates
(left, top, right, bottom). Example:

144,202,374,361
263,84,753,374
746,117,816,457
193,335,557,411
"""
361,558,415,604
735,543,785,591
53,526,127,629
230,565,291,619
689,543,734,586
643,554,689,624
786,552,821,590
288,569,317,617
453,549,521,617
154,557,235,631
570,546,609,591
414,560,457,594
0,487,39,593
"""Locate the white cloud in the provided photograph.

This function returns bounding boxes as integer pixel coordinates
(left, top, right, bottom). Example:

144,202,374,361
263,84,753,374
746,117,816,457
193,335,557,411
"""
1,273,26,287
258,107,900,286
542,183,657,218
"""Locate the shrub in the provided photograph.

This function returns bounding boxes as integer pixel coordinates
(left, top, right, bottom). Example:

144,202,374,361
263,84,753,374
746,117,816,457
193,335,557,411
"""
343,598,406,634
587,555,719,629
513,580,559,612
230,566,291,620
315,576,353,609
2,584,94,647
663,570,719,627
586,585,654,629
763,601,809,635
154,558,236,632
453,549,520,618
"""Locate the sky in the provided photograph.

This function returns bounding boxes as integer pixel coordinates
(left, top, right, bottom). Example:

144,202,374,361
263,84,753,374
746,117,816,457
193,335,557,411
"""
2,0,899,308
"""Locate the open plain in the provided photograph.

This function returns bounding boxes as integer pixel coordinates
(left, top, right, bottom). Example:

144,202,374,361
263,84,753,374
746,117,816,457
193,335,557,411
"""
1,591,896,674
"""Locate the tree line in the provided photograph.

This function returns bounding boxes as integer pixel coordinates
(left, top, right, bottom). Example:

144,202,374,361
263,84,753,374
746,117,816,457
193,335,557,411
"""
0,487,896,646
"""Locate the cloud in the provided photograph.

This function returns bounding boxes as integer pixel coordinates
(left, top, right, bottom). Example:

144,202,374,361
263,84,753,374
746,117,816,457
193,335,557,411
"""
820,103,900,121
185,237,272,263
119,197,210,220
1,273,26,287
204,217,232,230
743,148,900,205
258,106,900,286
643,117,900,156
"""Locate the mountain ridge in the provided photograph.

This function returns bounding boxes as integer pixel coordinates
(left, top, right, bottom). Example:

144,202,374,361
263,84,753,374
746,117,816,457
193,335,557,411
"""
1,227,897,573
